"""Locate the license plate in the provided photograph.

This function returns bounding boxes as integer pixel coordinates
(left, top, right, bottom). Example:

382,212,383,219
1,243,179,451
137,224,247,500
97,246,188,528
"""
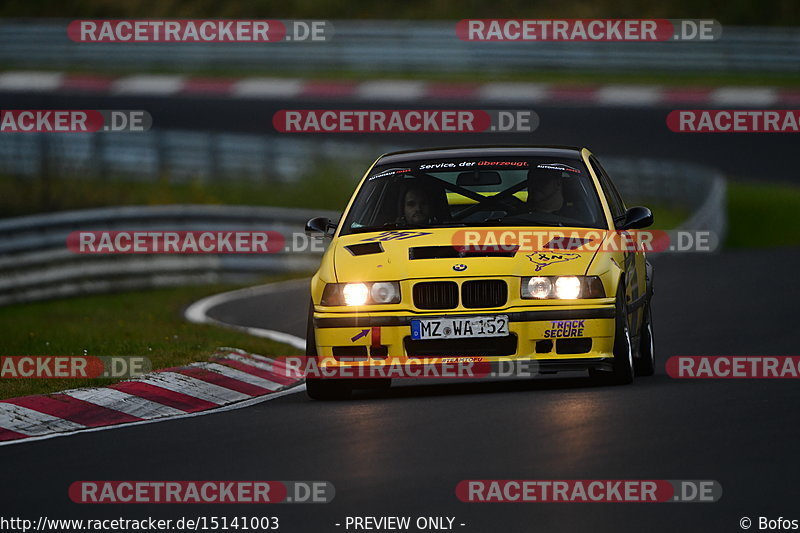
410,315,509,340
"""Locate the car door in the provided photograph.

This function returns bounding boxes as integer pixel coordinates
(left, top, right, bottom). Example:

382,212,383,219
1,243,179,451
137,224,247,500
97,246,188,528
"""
589,156,646,337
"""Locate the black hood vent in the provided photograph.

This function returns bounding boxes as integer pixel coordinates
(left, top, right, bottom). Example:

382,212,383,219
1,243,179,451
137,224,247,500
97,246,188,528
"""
345,242,384,256
409,246,517,260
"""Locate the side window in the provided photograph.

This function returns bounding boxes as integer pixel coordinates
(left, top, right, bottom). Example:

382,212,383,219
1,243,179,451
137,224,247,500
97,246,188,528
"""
589,156,626,224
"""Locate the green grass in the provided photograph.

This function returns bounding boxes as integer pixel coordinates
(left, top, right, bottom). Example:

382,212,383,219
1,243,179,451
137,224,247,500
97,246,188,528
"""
645,205,687,231
0,282,304,399
726,181,800,248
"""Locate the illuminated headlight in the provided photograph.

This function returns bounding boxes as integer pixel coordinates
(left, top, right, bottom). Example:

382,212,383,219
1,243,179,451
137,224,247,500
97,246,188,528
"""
342,283,369,306
554,277,581,299
321,282,402,306
521,276,605,299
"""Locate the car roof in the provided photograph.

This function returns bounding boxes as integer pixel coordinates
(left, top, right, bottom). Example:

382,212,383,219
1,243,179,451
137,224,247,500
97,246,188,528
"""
377,145,585,165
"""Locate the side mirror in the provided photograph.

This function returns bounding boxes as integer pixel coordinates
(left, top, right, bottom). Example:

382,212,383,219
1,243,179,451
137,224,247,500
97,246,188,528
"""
618,206,653,230
305,217,336,238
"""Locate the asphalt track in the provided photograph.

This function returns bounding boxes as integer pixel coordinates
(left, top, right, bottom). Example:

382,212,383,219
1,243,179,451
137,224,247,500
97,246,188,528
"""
1,89,797,181
1,248,799,532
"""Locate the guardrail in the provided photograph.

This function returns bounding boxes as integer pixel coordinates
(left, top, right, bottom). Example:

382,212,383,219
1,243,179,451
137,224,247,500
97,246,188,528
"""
603,157,728,235
0,130,379,183
0,157,726,306
0,21,798,74
0,205,338,306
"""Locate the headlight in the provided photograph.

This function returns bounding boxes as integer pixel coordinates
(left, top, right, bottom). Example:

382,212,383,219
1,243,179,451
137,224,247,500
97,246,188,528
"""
321,282,402,306
342,283,369,306
527,277,552,299
554,277,581,299
521,276,605,299
371,282,400,304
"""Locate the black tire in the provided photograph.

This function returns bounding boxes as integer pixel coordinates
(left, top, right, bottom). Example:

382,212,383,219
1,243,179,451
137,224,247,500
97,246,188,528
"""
304,300,352,401
634,302,655,376
590,283,634,385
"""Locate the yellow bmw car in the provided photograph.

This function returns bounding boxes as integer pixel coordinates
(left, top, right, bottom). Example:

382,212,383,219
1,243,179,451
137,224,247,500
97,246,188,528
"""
304,146,655,400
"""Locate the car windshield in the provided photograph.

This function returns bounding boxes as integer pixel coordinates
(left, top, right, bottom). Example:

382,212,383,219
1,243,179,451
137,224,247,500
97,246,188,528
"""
340,156,607,235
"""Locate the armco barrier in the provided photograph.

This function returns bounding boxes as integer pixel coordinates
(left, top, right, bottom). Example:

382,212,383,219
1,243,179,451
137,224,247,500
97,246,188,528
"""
0,205,337,306
0,21,798,74
0,131,381,183
0,159,726,306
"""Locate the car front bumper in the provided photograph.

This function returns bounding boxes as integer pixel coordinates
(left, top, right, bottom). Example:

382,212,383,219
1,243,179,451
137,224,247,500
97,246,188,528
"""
312,303,617,373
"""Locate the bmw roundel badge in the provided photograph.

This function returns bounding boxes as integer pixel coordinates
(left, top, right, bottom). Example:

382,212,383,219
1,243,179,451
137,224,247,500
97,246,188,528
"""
453,264,467,272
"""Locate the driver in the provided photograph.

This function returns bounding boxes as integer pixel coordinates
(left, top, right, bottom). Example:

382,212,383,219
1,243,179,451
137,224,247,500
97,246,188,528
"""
529,171,565,214
400,186,434,225
527,169,587,221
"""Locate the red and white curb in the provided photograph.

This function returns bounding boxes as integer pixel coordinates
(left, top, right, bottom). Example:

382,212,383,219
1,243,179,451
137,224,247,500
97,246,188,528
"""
2,71,799,106
0,348,305,446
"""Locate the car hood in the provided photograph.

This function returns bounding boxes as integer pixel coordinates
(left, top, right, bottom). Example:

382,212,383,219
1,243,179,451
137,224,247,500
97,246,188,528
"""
332,227,608,282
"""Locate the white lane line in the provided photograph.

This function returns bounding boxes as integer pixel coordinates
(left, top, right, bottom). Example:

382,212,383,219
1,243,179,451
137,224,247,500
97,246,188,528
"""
184,279,307,351
356,80,427,100
0,71,64,92
596,85,664,106
237,326,306,350
111,75,185,95
64,389,184,419
477,82,550,102
710,87,778,106
232,78,303,98
192,362,284,391
0,403,85,435
0,385,306,447
137,371,251,404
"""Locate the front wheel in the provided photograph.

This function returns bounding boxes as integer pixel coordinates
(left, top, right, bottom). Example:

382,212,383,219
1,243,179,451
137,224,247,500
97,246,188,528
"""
590,283,634,385
305,300,352,401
